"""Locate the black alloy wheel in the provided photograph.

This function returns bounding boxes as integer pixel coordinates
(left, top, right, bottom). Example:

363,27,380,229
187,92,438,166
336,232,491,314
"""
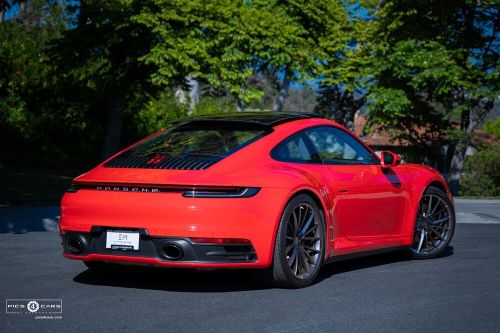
255,194,325,288
410,186,455,259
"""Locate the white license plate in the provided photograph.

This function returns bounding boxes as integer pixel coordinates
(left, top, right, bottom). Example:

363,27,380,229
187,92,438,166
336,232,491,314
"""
106,231,140,251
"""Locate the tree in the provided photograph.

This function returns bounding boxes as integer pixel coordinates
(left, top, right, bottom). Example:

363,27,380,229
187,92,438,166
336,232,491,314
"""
0,0,76,167
52,0,162,159
132,0,262,109
314,1,374,128
250,0,352,112
314,85,365,130
133,0,354,112
363,0,500,194
0,0,28,23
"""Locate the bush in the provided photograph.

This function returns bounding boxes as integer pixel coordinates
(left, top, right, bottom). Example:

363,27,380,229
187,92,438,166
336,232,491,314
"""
483,117,500,137
460,142,500,197
136,92,189,135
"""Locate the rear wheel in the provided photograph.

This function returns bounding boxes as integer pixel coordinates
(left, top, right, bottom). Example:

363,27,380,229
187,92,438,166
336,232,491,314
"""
255,194,325,288
410,186,455,259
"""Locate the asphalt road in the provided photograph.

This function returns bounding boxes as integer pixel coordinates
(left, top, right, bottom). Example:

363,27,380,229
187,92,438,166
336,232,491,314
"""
1,200,500,333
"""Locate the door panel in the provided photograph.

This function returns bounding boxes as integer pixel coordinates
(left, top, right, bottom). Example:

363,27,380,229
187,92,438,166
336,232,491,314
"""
331,165,408,239
304,126,409,240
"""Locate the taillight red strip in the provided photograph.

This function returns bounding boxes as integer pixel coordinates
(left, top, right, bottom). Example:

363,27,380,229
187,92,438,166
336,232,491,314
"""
67,182,260,198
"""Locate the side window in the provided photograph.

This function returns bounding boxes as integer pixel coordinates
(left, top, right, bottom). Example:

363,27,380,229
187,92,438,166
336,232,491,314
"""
271,133,318,163
305,126,379,165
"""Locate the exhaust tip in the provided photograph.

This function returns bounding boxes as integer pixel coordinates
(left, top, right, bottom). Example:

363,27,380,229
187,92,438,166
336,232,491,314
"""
68,237,85,255
161,244,183,260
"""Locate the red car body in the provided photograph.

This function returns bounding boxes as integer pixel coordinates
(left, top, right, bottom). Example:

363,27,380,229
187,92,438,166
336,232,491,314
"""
60,113,452,271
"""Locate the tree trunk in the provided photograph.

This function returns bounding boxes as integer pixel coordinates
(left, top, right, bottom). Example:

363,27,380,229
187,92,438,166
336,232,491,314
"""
19,0,27,13
273,70,291,112
447,98,493,195
236,98,245,112
0,9,5,23
340,91,365,132
101,103,124,160
174,86,186,104
186,76,199,114
448,140,468,196
174,76,200,114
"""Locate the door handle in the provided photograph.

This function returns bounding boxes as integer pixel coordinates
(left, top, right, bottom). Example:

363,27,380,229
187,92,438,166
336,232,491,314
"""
339,186,349,193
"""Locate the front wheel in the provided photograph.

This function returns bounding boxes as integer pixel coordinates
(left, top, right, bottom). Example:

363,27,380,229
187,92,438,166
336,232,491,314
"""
255,194,326,288
410,186,455,259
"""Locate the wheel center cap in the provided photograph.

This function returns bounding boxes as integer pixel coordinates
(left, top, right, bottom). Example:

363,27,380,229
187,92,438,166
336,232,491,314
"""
294,238,299,246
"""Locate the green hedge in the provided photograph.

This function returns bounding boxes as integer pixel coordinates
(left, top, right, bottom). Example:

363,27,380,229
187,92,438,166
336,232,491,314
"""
460,142,500,197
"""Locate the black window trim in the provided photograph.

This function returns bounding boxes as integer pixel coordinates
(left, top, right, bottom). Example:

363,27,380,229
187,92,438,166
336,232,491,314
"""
270,125,381,166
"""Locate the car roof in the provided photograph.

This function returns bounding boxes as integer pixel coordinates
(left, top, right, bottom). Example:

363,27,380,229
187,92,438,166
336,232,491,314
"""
172,112,324,128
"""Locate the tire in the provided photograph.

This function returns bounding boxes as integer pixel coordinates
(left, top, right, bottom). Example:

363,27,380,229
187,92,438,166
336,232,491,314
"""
254,194,326,288
409,186,455,259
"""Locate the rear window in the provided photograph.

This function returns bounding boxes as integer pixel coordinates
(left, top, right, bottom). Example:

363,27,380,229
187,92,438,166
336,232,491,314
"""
104,122,271,170
128,126,267,158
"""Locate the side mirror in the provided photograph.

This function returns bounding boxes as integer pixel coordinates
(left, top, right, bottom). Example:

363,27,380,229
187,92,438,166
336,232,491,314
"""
381,151,401,168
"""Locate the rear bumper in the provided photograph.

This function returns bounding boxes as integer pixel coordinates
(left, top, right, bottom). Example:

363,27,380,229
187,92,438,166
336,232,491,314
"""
62,229,257,267
60,187,290,268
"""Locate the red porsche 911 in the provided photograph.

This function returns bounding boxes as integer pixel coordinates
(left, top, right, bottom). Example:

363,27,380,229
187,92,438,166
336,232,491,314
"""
60,112,455,288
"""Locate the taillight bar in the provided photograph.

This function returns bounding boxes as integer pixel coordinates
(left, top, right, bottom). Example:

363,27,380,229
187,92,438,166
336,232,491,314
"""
182,187,260,198
67,182,260,198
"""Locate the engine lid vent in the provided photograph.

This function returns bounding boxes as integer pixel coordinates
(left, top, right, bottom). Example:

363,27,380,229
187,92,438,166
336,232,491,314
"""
103,156,221,170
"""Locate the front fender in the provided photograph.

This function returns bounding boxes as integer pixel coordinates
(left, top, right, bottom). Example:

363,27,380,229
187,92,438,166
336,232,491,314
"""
402,164,452,238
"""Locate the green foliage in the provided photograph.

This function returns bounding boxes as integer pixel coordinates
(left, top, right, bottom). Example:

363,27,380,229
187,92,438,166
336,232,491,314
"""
0,0,95,167
135,92,189,134
460,143,500,196
132,0,353,103
314,1,373,125
53,0,159,108
136,92,235,135
2,0,356,168
0,0,65,135
364,0,499,147
192,96,235,116
483,117,500,137
132,0,259,102
250,0,352,79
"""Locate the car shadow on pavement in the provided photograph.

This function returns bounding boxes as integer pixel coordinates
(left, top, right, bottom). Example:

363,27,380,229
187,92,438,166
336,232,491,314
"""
73,265,270,292
73,246,454,292
315,246,454,285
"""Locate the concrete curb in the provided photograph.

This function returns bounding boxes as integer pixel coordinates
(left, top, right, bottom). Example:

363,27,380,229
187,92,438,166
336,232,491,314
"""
454,199,500,204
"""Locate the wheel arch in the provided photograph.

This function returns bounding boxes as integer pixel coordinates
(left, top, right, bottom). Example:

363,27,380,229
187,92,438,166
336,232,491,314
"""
404,176,453,238
279,187,331,260
293,189,325,213
427,180,448,194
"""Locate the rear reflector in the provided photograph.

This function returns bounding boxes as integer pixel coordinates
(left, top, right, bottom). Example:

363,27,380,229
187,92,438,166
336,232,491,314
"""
190,238,251,244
